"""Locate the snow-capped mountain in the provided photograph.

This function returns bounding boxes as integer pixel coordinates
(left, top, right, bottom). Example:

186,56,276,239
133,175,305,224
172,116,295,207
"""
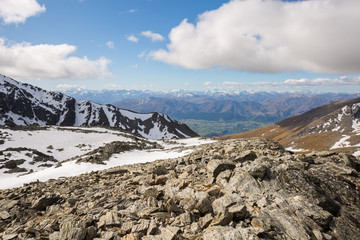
0,74,198,139
220,97,360,156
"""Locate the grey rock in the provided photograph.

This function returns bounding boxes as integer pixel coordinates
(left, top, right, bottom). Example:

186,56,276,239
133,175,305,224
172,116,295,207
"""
98,211,121,228
31,194,61,211
0,210,11,220
207,159,235,179
132,219,150,234
203,226,243,240
211,210,233,226
228,204,249,221
234,150,257,163
158,226,180,240
195,197,213,215
212,193,242,215
199,213,213,229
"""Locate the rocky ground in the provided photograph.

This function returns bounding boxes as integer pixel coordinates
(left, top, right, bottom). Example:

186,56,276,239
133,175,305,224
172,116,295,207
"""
1,138,360,240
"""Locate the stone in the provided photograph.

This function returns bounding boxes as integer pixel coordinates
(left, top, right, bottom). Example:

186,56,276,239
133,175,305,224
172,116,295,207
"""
147,219,158,235
143,187,161,199
211,211,233,226
158,226,180,240
0,210,11,220
2,234,18,240
228,204,249,221
153,165,168,176
195,197,213,215
31,194,61,211
199,213,213,229
228,172,262,195
248,157,270,179
98,211,121,228
121,233,141,240
131,219,150,234
203,226,243,240
139,207,159,219
207,159,235,179
212,193,242,215
234,150,257,163
179,211,193,225
166,198,182,214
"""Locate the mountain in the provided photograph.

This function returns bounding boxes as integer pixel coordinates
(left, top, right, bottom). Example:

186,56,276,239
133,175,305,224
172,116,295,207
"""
113,94,359,123
1,137,360,239
0,74,198,139
64,88,359,123
220,98,360,156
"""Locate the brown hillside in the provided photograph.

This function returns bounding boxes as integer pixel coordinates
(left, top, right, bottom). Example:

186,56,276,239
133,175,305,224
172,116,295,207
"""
219,98,360,154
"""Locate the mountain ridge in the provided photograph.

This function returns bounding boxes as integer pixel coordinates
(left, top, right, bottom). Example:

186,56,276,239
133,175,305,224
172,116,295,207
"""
0,74,198,139
220,97,360,156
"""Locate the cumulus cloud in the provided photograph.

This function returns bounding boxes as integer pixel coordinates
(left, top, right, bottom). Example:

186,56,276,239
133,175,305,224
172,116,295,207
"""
221,76,360,88
127,35,139,43
203,81,213,86
0,38,111,80
151,0,360,75
141,31,164,42
106,41,115,49
0,0,45,24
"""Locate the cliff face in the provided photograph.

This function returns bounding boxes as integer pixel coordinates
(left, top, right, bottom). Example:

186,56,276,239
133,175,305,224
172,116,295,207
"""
1,138,359,239
0,74,198,139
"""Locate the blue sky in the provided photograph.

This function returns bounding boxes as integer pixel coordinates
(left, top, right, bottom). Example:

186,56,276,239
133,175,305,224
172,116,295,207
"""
0,0,360,93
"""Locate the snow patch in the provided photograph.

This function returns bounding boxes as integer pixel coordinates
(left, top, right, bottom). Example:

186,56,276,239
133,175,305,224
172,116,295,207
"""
286,147,306,152
330,135,351,150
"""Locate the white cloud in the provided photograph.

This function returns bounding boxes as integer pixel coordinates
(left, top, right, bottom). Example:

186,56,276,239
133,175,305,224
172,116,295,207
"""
203,81,212,86
141,31,164,42
56,84,85,90
0,0,45,24
127,35,139,43
184,83,190,86
151,0,360,75
106,41,115,49
221,76,360,88
128,9,138,13
0,38,111,80
284,76,360,86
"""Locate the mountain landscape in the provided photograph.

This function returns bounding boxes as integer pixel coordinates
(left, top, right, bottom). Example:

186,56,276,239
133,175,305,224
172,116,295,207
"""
221,97,360,157
0,75,198,140
1,137,360,239
64,88,360,136
1,0,360,239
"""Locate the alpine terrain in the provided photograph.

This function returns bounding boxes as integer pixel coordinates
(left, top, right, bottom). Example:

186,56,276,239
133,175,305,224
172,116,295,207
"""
1,138,359,239
221,98,360,156
0,74,198,140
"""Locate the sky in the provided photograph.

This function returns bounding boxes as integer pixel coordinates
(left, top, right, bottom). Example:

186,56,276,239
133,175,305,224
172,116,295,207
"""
0,0,360,93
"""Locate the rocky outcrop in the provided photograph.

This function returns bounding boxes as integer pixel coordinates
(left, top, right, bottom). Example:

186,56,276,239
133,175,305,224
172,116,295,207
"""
1,138,360,239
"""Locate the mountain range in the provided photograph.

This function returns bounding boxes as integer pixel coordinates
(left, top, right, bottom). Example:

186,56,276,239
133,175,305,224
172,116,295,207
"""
221,97,360,156
0,74,198,139
65,88,360,123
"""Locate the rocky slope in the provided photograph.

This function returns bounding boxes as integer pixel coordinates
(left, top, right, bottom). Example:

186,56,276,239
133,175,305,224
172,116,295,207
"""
0,74,198,139
1,138,360,239
221,98,360,156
